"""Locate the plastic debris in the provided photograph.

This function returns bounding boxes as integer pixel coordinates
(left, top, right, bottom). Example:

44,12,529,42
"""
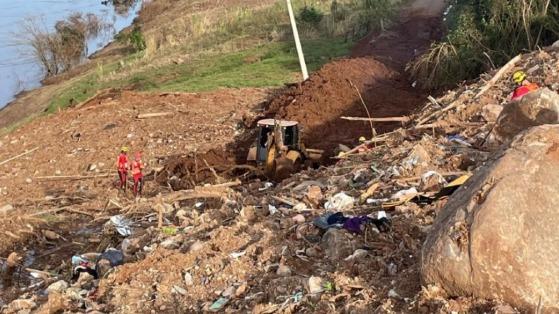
268,204,278,215
109,215,132,236
391,187,418,200
229,251,247,259
209,297,229,312
258,182,274,191
324,192,355,211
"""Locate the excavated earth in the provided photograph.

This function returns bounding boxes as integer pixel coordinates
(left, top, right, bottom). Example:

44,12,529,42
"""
2,1,522,313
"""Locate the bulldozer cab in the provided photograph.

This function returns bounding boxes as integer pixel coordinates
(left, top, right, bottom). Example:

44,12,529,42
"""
253,119,299,163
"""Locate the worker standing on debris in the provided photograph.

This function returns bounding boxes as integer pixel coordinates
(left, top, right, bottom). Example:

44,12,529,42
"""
511,70,539,101
130,152,145,197
116,147,129,192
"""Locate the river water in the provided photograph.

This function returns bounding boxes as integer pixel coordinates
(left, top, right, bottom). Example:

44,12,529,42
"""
0,0,142,109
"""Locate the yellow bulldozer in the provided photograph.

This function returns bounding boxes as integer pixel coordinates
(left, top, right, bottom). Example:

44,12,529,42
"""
246,119,323,180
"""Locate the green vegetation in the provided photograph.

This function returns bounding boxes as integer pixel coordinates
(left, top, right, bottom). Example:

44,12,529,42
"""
116,26,146,52
47,38,352,112
410,0,559,89
47,0,400,112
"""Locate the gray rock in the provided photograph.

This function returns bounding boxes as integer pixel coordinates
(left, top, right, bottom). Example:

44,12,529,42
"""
481,104,503,123
47,280,69,294
320,228,354,260
308,276,323,294
276,264,292,277
421,125,559,311
494,88,559,143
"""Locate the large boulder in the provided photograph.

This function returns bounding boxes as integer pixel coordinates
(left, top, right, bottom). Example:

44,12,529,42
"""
494,88,559,143
421,125,559,311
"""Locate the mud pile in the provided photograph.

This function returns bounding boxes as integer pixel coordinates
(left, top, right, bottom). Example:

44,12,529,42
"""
265,57,422,155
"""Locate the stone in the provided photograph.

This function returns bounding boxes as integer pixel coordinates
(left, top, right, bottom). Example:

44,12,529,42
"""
75,272,94,288
47,280,69,294
189,240,204,252
121,237,141,256
184,272,194,286
39,291,66,314
292,214,305,224
5,299,36,313
306,185,323,206
235,283,248,297
42,230,60,241
494,88,559,143
221,286,236,297
421,125,559,311
0,204,14,215
172,285,187,296
308,276,324,294
240,206,256,223
320,228,354,260
481,104,503,123
160,235,183,250
276,264,292,277
88,164,97,171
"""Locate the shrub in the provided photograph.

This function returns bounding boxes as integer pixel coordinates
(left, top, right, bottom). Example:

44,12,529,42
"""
410,0,559,89
299,6,324,26
116,26,146,52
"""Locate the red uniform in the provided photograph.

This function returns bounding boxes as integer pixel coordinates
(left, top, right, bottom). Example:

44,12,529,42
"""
512,83,539,101
130,159,144,196
116,153,128,191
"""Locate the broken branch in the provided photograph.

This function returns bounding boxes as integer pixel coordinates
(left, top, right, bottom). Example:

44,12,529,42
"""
341,116,410,123
0,147,39,167
475,54,522,99
136,112,174,119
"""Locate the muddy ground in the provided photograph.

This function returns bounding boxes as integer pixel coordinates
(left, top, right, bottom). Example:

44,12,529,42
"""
0,0,516,312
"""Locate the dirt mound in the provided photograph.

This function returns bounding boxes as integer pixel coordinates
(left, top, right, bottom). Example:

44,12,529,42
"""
265,57,423,155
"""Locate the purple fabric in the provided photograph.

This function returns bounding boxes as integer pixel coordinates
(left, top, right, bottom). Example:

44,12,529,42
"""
343,216,371,233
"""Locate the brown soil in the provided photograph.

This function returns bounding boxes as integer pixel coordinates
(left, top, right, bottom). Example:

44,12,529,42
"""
0,88,267,253
263,11,443,156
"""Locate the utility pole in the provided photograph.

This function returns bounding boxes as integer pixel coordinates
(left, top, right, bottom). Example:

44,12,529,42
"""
286,0,309,80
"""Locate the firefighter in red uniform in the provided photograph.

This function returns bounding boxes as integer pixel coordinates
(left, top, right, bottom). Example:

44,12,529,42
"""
511,70,539,101
116,147,129,192
130,152,145,197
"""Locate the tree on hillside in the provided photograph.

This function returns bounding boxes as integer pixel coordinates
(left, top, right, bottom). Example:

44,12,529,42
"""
19,13,108,78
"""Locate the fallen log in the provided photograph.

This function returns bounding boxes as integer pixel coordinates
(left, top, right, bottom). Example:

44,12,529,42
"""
137,112,174,119
0,147,39,167
35,174,112,181
341,116,410,123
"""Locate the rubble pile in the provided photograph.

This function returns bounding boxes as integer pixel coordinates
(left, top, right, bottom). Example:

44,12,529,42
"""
3,45,559,313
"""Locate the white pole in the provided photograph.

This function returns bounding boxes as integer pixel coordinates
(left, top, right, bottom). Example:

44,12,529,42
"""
286,0,309,80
